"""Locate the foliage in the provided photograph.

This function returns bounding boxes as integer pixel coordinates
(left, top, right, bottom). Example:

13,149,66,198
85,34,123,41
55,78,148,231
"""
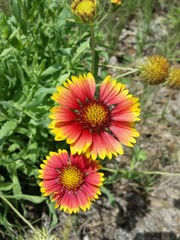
0,0,93,237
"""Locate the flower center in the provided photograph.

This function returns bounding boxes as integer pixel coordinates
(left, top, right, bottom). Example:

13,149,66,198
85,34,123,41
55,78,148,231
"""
81,101,111,131
71,0,96,17
59,165,84,191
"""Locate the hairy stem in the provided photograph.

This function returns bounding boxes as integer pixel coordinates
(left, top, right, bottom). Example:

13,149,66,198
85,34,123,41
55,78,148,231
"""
90,24,96,76
99,64,136,71
142,171,180,177
115,69,139,79
102,168,180,177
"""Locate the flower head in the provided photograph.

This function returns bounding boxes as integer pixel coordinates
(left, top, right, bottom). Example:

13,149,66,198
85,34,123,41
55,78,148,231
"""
71,0,98,23
166,67,180,88
111,0,122,5
138,55,170,84
38,150,104,213
49,73,140,160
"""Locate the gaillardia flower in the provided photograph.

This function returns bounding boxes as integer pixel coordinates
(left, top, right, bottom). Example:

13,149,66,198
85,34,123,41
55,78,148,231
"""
138,55,170,84
49,73,140,160
111,0,122,5
38,150,104,213
71,0,98,23
166,67,180,88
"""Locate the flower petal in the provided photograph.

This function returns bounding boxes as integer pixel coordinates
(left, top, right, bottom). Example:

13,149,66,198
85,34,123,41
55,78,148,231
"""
70,129,92,155
109,123,140,147
49,106,77,122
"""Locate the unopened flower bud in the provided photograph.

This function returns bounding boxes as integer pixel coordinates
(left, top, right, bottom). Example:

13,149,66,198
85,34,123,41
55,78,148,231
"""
71,0,98,23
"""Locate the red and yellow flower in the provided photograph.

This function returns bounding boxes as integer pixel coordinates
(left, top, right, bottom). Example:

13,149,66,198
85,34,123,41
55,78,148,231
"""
38,149,104,213
49,73,140,160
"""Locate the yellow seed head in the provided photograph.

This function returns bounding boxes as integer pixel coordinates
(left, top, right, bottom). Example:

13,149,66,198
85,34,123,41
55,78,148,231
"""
71,0,98,23
138,55,170,85
166,67,180,88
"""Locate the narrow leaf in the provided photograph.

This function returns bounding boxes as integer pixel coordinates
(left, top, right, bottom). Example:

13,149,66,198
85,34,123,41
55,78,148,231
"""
4,194,45,203
0,182,14,191
101,186,115,205
0,120,18,145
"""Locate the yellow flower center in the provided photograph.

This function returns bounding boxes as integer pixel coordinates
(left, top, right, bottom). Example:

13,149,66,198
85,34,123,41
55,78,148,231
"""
82,101,110,130
59,165,84,191
71,0,97,22
76,1,95,15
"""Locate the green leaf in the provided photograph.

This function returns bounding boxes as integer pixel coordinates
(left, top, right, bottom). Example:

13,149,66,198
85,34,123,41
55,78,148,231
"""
3,194,45,203
47,200,58,227
58,8,71,27
7,164,22,196
72,40,89,63
27,87,55,109
41,66,61,77
0,120,18,146
101,186,115,205
0,215,13,237
57,73,70,85
11,0,27,34
58,48,72,57
0,48,15,58
8,143,20,152
0,182,14,191
27,141,38,163
104,169,119,185
34,87,56,97
138,150,148,161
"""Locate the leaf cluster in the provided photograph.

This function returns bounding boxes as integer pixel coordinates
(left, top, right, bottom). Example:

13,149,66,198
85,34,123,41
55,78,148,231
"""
0,0,92,237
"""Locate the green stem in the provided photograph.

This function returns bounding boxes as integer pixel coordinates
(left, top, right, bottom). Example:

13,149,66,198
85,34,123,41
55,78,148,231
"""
95,69,139,87
115,69,139,79
0,195,35,232
160,91,174,119
90,24,96,76
101,168,180,177
142,171,180,177
102,167,123,173
99,64,135,71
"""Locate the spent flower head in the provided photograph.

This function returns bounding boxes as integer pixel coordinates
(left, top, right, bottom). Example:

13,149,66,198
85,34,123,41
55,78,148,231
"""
70,0,98,23
49,73,140,160
138,55,170,85
38,149,104,213
166,67,180,88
